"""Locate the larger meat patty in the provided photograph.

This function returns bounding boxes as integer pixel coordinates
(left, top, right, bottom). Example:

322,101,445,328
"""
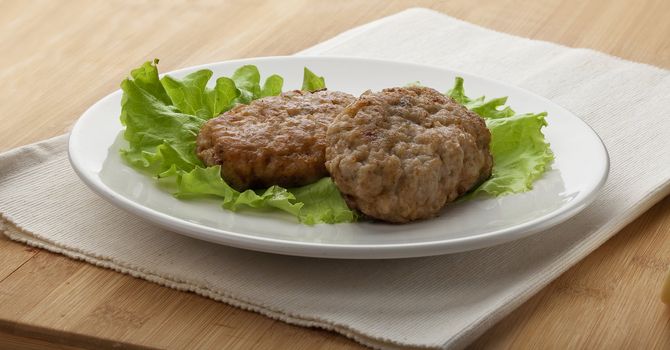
325,86,493,223
197,90,356,191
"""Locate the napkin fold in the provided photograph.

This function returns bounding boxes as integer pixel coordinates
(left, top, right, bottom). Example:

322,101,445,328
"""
2,8,669,350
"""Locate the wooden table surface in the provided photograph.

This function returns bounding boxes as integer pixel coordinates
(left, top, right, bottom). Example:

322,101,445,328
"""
1,0,669,349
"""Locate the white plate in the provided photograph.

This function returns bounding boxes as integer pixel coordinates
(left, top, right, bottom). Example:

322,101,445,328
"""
68,56,609,259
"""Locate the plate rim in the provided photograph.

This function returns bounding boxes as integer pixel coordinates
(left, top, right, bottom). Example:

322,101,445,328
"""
68,55,610,259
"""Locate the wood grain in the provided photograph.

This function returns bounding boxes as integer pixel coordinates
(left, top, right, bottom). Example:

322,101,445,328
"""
0,330,85,350
0,0,668,349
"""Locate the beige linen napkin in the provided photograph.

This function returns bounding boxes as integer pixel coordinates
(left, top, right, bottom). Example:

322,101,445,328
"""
2,8,670,350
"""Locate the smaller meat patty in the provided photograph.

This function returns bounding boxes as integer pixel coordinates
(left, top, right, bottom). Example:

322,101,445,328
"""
197,90,355,191
325,86,493,223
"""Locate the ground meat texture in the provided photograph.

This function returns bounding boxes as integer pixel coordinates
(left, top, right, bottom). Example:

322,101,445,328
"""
325,86,493,223
196,90,356,191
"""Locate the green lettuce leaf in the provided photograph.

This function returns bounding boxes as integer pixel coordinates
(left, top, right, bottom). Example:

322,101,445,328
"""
165,166,349,223
448,77,553,196
128,59,172,107
119,73,204,174
291,177,357,224
232,65,261,104
232,186,303,217
161,70,213,119
161,70,240,120
208,77,240,115
119,60,355,225
172,165,237,199
261,74,284,97
302,67,326,91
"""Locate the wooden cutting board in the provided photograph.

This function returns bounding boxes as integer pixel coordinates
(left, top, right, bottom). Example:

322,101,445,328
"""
0,0,669,349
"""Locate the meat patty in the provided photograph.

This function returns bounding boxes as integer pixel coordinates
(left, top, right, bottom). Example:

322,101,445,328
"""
325,86,493,223
197,89,356,191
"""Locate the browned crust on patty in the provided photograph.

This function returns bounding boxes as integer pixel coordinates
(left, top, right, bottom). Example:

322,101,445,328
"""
197,89,356,190
325,86,493,223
